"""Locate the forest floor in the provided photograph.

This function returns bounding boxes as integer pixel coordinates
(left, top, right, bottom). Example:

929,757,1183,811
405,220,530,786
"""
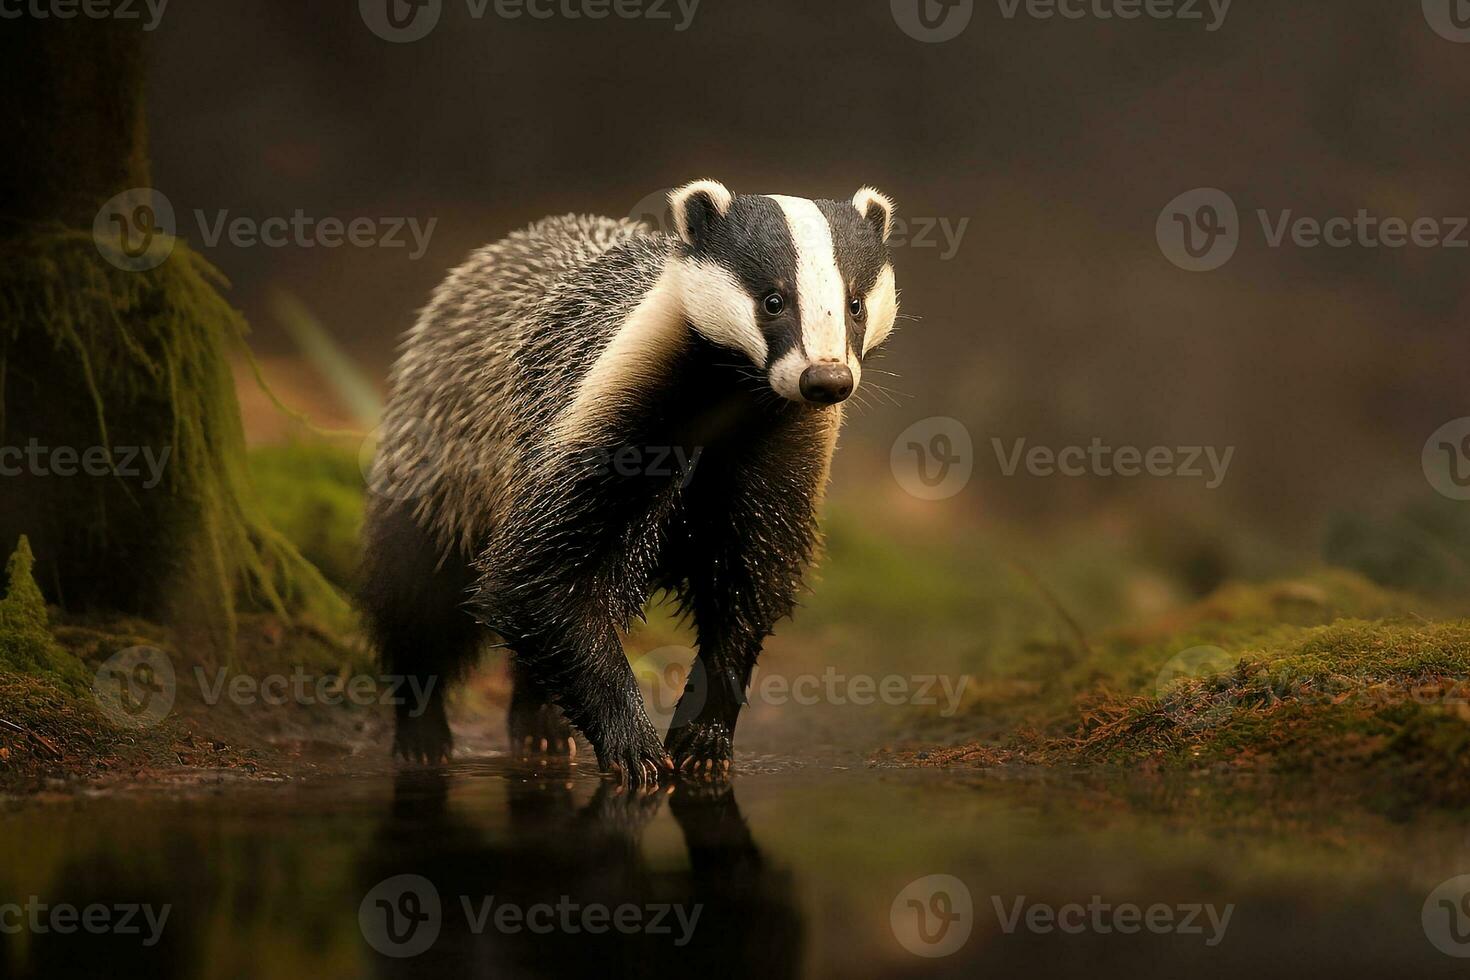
4,435,1470,816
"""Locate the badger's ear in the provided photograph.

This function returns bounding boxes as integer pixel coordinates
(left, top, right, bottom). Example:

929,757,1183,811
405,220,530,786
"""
853,186,896,244
669,179,733,247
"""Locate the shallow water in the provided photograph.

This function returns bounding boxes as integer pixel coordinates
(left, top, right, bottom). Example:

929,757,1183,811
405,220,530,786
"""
3,747,1470,979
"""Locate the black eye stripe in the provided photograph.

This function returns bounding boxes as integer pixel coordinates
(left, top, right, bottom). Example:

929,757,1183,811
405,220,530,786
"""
684,196,802,320
815,198,886,296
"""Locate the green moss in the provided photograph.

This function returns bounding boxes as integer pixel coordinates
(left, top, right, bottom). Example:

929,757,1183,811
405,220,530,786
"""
0,231,350,651
898,565,1470,807
0,536,87,690
248,442,366,591
1055,569,1447,700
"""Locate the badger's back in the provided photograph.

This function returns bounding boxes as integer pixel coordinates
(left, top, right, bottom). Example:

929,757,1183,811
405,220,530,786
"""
370,214,672,555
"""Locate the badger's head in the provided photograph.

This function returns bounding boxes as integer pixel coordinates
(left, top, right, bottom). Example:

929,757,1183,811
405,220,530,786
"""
667,179,899,406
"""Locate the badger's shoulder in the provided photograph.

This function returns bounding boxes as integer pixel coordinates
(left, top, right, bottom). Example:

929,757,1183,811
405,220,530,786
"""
438,213,661,308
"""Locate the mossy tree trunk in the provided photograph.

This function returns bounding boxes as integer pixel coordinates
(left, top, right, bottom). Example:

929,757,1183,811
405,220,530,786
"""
0,18,345,648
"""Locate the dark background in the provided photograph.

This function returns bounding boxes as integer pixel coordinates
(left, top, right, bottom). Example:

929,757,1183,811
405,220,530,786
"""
146,0,1469,544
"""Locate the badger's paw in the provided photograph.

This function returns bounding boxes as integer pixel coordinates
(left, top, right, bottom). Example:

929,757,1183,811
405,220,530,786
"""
665,721,734,780
600,730,674,790
508,700,578,758
393,711,453,766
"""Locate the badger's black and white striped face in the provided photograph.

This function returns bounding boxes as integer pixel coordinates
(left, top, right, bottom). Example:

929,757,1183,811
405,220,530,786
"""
668,180,899,405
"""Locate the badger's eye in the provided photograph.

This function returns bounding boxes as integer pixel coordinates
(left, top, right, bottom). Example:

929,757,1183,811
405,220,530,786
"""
849,295,866,319
762,292,785,316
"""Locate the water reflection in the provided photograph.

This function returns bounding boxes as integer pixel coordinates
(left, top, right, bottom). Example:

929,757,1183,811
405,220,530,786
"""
358,770,803,977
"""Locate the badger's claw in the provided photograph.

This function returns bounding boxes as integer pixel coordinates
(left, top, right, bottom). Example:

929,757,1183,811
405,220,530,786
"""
393,713,453,766
665,720,734,781
509,699,577,758
600,729,674,788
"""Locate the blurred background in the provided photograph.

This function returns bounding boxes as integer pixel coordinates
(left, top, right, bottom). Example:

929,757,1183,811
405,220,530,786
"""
147,0,1468,556
6,6,1470,977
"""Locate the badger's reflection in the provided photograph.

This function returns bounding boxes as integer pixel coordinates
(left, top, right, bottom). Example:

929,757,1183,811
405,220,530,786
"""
360,769,803,978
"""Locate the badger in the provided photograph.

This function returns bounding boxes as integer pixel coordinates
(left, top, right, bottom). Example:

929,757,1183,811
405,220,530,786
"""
360,179,900,785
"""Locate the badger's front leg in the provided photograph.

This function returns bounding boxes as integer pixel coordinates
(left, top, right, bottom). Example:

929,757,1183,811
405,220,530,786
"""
490,567,673,787
502,596,673,787
664,416,830,777
665,637,757,777
507,656,577,757
666,567,798,777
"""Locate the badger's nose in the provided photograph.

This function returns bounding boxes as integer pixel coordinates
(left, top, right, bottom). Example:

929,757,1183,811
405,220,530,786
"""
798,363,854,405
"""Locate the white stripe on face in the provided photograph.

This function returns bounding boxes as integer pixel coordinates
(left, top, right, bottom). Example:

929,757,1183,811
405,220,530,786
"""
862,263,898,354
676,258,768,366
767,195,847,362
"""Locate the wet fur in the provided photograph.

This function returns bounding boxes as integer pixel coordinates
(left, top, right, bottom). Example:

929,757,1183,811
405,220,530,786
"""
360,215,842,780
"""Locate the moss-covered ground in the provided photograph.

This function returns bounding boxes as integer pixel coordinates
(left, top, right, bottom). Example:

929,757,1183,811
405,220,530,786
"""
0,443,374,792
842,513,1470,810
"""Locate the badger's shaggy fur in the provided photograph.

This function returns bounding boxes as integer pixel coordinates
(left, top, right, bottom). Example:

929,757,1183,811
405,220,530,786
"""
361,181,899,785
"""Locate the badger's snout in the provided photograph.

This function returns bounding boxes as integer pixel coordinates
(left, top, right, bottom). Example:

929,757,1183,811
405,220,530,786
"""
798,362,854,405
